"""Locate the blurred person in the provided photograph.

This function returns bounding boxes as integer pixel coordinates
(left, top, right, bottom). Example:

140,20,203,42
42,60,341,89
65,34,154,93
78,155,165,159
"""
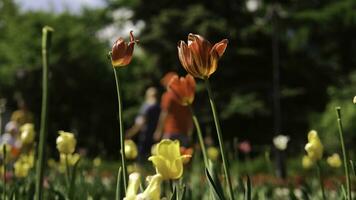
0,121,21,158
10,99,34,126
154,72,193,147
126,87,161,162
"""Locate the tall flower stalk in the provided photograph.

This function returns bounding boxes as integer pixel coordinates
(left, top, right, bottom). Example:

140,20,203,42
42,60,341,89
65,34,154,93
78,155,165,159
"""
205,78,234,200
113,68,127,191
110,31,137,192
177,33,234,199
316,162,326,200
35,26,54,200
335,107,352,200
189,105,208,167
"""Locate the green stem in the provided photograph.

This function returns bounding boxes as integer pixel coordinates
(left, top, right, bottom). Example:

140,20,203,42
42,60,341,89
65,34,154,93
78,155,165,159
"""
35,26,53,200
204,78,234,200
113,68,127,192
65,154,70,188
3,145,6,200
188,105,209,167
317,162,326,200
336,107,352,200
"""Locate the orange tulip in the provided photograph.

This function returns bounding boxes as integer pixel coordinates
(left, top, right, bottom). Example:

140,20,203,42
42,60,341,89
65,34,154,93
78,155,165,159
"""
111,31,138,67
167,74,196,106
177,33,228,79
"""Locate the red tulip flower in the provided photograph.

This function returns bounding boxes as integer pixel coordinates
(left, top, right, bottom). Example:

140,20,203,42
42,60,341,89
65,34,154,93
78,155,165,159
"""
178,33,228,79
167,74,196,106
111,31,138,67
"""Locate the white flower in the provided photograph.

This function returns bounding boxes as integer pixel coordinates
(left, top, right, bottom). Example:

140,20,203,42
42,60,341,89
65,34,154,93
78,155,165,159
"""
353,96,356,104
273,135,290,150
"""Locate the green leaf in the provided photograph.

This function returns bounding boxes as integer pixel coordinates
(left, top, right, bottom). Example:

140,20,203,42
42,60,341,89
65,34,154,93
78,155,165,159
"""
68,158,81,200
115,167,124,200
350,160,356,176
244,175,251,200
170,184,177,200
205,168,226,200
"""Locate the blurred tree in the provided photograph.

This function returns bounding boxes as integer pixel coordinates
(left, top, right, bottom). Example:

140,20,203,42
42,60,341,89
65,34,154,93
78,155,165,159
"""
0,0,159,158
109,0,356,148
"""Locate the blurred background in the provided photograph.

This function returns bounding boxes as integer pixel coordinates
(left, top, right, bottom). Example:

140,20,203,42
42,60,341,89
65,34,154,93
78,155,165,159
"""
0,0,355,159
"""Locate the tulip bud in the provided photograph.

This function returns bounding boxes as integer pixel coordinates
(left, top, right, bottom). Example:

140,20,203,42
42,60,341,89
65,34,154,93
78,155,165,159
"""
20,123,36,144
125,139,138,160
207,146,219,161
111,31,137,67
327,153,342,168
273,135,290,151
56,131,76,154
304,130,323,161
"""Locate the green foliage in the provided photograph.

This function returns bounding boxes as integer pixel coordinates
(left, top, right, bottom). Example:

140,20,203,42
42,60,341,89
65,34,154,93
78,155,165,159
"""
310,71,356,151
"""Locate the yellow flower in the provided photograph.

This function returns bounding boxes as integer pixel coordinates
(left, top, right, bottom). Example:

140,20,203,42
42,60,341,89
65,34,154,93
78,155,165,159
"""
178,33,228,79
93,157,102,167
125,139,138,160
327,153,342,168
124,172,141,200
60,153,80,166
14,160,31,178
302,155,314,169
18,152,35,168
353,96,356,104
111,31,137,67
148,139,190,180
207,147,219,161
304,130,323,161
20,123,36,144
137,174,163,200
56,131,76,154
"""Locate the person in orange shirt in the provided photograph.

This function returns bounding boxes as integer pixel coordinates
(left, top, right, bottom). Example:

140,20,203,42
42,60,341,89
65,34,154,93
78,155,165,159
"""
154,72,193,147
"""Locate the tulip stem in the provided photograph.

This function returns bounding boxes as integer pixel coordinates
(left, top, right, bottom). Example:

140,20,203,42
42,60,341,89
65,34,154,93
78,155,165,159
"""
113,68,127,193
3,145,6,200
65,154,70,187
316,162,326,200
336,107,352,200
188,105,209,167
35,26,53,200
204,78,234,200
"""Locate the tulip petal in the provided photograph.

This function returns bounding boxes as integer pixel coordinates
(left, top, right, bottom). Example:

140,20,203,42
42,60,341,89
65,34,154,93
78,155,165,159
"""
156,139,181,161
211,39,228,58
148,155,171,179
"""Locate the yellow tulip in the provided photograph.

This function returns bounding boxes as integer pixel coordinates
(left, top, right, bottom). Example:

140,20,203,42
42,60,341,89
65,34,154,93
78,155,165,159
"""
148,139,190,180
93,157,102,167
20,123,36,144
14,160,31,178
207,146,219,161
56,131,76,154
302,155,314,169
304,130,323,161
18,152,35,168
137,174,163,200
124,172,141,200
327,153,342,168
125,139,138,160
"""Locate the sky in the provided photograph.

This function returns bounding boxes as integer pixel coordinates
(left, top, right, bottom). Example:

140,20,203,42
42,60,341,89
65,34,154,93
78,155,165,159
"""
15,0,106,13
